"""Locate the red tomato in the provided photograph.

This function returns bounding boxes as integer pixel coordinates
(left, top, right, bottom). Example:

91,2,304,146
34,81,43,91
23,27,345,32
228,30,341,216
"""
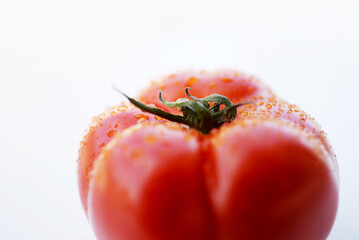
78,70,338,240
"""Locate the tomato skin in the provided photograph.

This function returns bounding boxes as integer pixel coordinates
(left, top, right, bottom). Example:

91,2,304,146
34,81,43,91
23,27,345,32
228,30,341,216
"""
88,124,215,240
77,104,160,214
207,120,338,240
78,71,338,240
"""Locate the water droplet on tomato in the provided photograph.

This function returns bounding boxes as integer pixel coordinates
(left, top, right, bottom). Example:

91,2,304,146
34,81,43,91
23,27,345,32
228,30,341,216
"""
117,106,128,112
107,130,114,137
209,83,216,89
221,78,233,83
135,113,150,120
186,77,199,87
145,135,157,143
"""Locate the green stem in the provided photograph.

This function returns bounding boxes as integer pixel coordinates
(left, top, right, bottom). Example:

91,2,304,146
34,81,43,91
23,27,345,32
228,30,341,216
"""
119,88,249,134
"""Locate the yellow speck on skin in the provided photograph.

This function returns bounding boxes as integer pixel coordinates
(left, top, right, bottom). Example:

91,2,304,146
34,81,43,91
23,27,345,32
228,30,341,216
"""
221,78,233,83
145,135,157,144
131,149,143,159
186,77,199,87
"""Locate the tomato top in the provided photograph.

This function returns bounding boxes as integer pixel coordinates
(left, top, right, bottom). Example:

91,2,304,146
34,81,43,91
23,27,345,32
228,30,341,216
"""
138,70,275,114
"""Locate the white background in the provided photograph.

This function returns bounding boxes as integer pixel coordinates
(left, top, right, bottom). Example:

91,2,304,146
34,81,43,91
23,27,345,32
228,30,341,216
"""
0,0,358,239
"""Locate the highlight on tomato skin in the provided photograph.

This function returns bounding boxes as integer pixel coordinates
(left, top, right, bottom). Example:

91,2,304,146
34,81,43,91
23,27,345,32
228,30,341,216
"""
77,70,339,240
77,103,162,215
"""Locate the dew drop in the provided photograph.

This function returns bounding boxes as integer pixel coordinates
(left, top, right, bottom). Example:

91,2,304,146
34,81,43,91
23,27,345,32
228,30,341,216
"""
145,135,157,143
107,130,114,137
117,106,128,112
266,104,272,109
221,78,233,83
135,113,150,120
186,77,199,87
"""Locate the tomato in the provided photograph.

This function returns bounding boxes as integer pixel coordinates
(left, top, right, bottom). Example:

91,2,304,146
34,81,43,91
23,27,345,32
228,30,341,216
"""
78,70,338,240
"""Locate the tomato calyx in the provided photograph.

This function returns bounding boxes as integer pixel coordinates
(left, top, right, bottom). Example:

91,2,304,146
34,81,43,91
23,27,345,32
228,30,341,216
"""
121,87,248,134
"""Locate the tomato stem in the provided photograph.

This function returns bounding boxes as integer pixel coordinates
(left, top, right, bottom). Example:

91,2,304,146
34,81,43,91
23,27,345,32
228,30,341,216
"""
119,88,248,134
